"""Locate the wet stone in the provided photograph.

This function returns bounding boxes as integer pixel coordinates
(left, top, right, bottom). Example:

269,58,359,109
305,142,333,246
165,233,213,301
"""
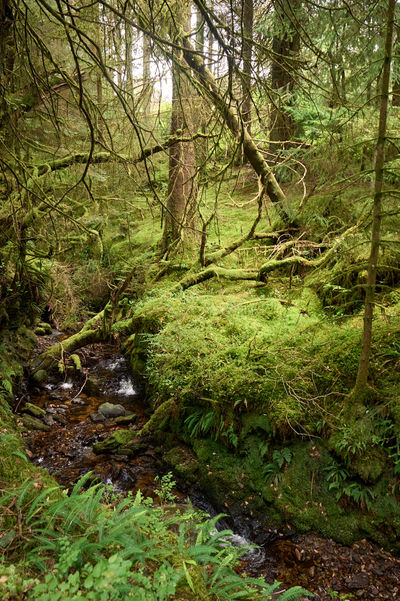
90,413,106,423
43,415,56,426
99,402,126,418
53,414,68,425
71,397,86,405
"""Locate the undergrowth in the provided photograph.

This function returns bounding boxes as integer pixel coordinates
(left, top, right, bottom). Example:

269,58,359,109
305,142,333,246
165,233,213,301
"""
0,473,308,601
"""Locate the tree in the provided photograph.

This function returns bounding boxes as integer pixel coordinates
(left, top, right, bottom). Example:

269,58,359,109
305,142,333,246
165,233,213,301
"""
269,0,301,159
161,3,198,255
348,0,396,414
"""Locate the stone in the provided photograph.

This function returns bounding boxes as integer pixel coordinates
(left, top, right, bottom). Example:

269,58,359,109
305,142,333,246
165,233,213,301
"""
36,322,52,335
71,397,85,405
92,429,136,454
43,415,56,426
22,415,50,432
90,413,106,423
53,414,67,425
22,402,46,418
114,413,137,425
345,572,369,590
31,369,48,386
98,402,126,418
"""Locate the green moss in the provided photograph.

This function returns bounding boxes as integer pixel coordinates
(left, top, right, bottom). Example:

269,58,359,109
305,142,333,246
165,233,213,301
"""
92,429,136,454
22,402,46,418
351,447,387,483
163,447,200,481
22,414,50,432
70,353,81,371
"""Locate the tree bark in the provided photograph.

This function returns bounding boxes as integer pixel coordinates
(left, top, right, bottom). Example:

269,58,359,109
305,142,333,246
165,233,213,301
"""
350,0,395,410
161,5,198,254
269,0,300,158
241,0,253,134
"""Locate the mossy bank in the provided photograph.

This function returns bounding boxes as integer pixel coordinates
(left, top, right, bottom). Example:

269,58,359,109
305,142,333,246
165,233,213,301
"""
117,279,400,553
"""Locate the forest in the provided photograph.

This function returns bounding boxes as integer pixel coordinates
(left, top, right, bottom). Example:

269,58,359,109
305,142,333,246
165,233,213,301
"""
1,0,400,599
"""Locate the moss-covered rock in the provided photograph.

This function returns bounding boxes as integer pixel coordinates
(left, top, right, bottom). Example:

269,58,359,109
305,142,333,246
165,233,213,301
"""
163,446,200,482
22,414,50,432
31,369,48,386
35,322,52,335
92,429,136,454
22,402,46,419
351,447,387,483
114,413,137,424
98,402,125,417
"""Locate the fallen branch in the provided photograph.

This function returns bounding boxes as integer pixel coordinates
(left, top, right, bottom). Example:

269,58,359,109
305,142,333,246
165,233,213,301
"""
34,132,213,177
171,266,258,293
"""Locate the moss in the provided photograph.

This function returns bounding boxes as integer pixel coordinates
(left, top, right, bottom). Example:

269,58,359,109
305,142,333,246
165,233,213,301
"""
35,322,52,335
21,414,50,432
70,353,81,371
163,447,199,482
139,399,177,438
351,447,387,483
241,412,271,438
92,429,136,454
31,369,48,386
22,402,46,419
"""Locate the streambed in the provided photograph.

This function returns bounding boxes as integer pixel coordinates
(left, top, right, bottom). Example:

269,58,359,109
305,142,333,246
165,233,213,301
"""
19,338,400,600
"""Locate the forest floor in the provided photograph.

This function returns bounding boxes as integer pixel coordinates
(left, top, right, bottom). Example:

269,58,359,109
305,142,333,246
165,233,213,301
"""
257,533,400,600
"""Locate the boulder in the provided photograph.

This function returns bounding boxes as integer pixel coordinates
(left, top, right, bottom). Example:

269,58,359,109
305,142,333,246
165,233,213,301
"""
90,413,106,423
98,402,126,418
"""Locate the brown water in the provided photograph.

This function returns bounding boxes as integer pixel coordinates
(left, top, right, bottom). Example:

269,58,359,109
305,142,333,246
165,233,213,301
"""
23,344,169,498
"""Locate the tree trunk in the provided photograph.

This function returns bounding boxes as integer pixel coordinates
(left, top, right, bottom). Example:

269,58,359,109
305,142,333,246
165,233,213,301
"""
180,36,290,221
349,0,395,413
269,0,300,159
142,33,152,112
241,0,253,134
161,5,198,254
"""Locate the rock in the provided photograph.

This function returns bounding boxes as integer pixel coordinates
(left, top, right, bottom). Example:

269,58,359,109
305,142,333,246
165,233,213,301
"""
22,402,46,418
90,413,106,423
345,572,369,589
43,415,56,426
32,369,48,386
53,414,68,425
36,322,52,335
92,430,136,454
71,397,85,405
22,415,50,432
98,402,126,418
114,413,137,424
120,439,147,456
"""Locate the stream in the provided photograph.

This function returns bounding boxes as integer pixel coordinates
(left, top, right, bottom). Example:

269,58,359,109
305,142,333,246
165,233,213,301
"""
18,337,400,601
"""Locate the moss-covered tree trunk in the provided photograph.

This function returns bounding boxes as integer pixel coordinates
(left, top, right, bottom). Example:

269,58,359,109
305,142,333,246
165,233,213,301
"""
349,0,395,413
